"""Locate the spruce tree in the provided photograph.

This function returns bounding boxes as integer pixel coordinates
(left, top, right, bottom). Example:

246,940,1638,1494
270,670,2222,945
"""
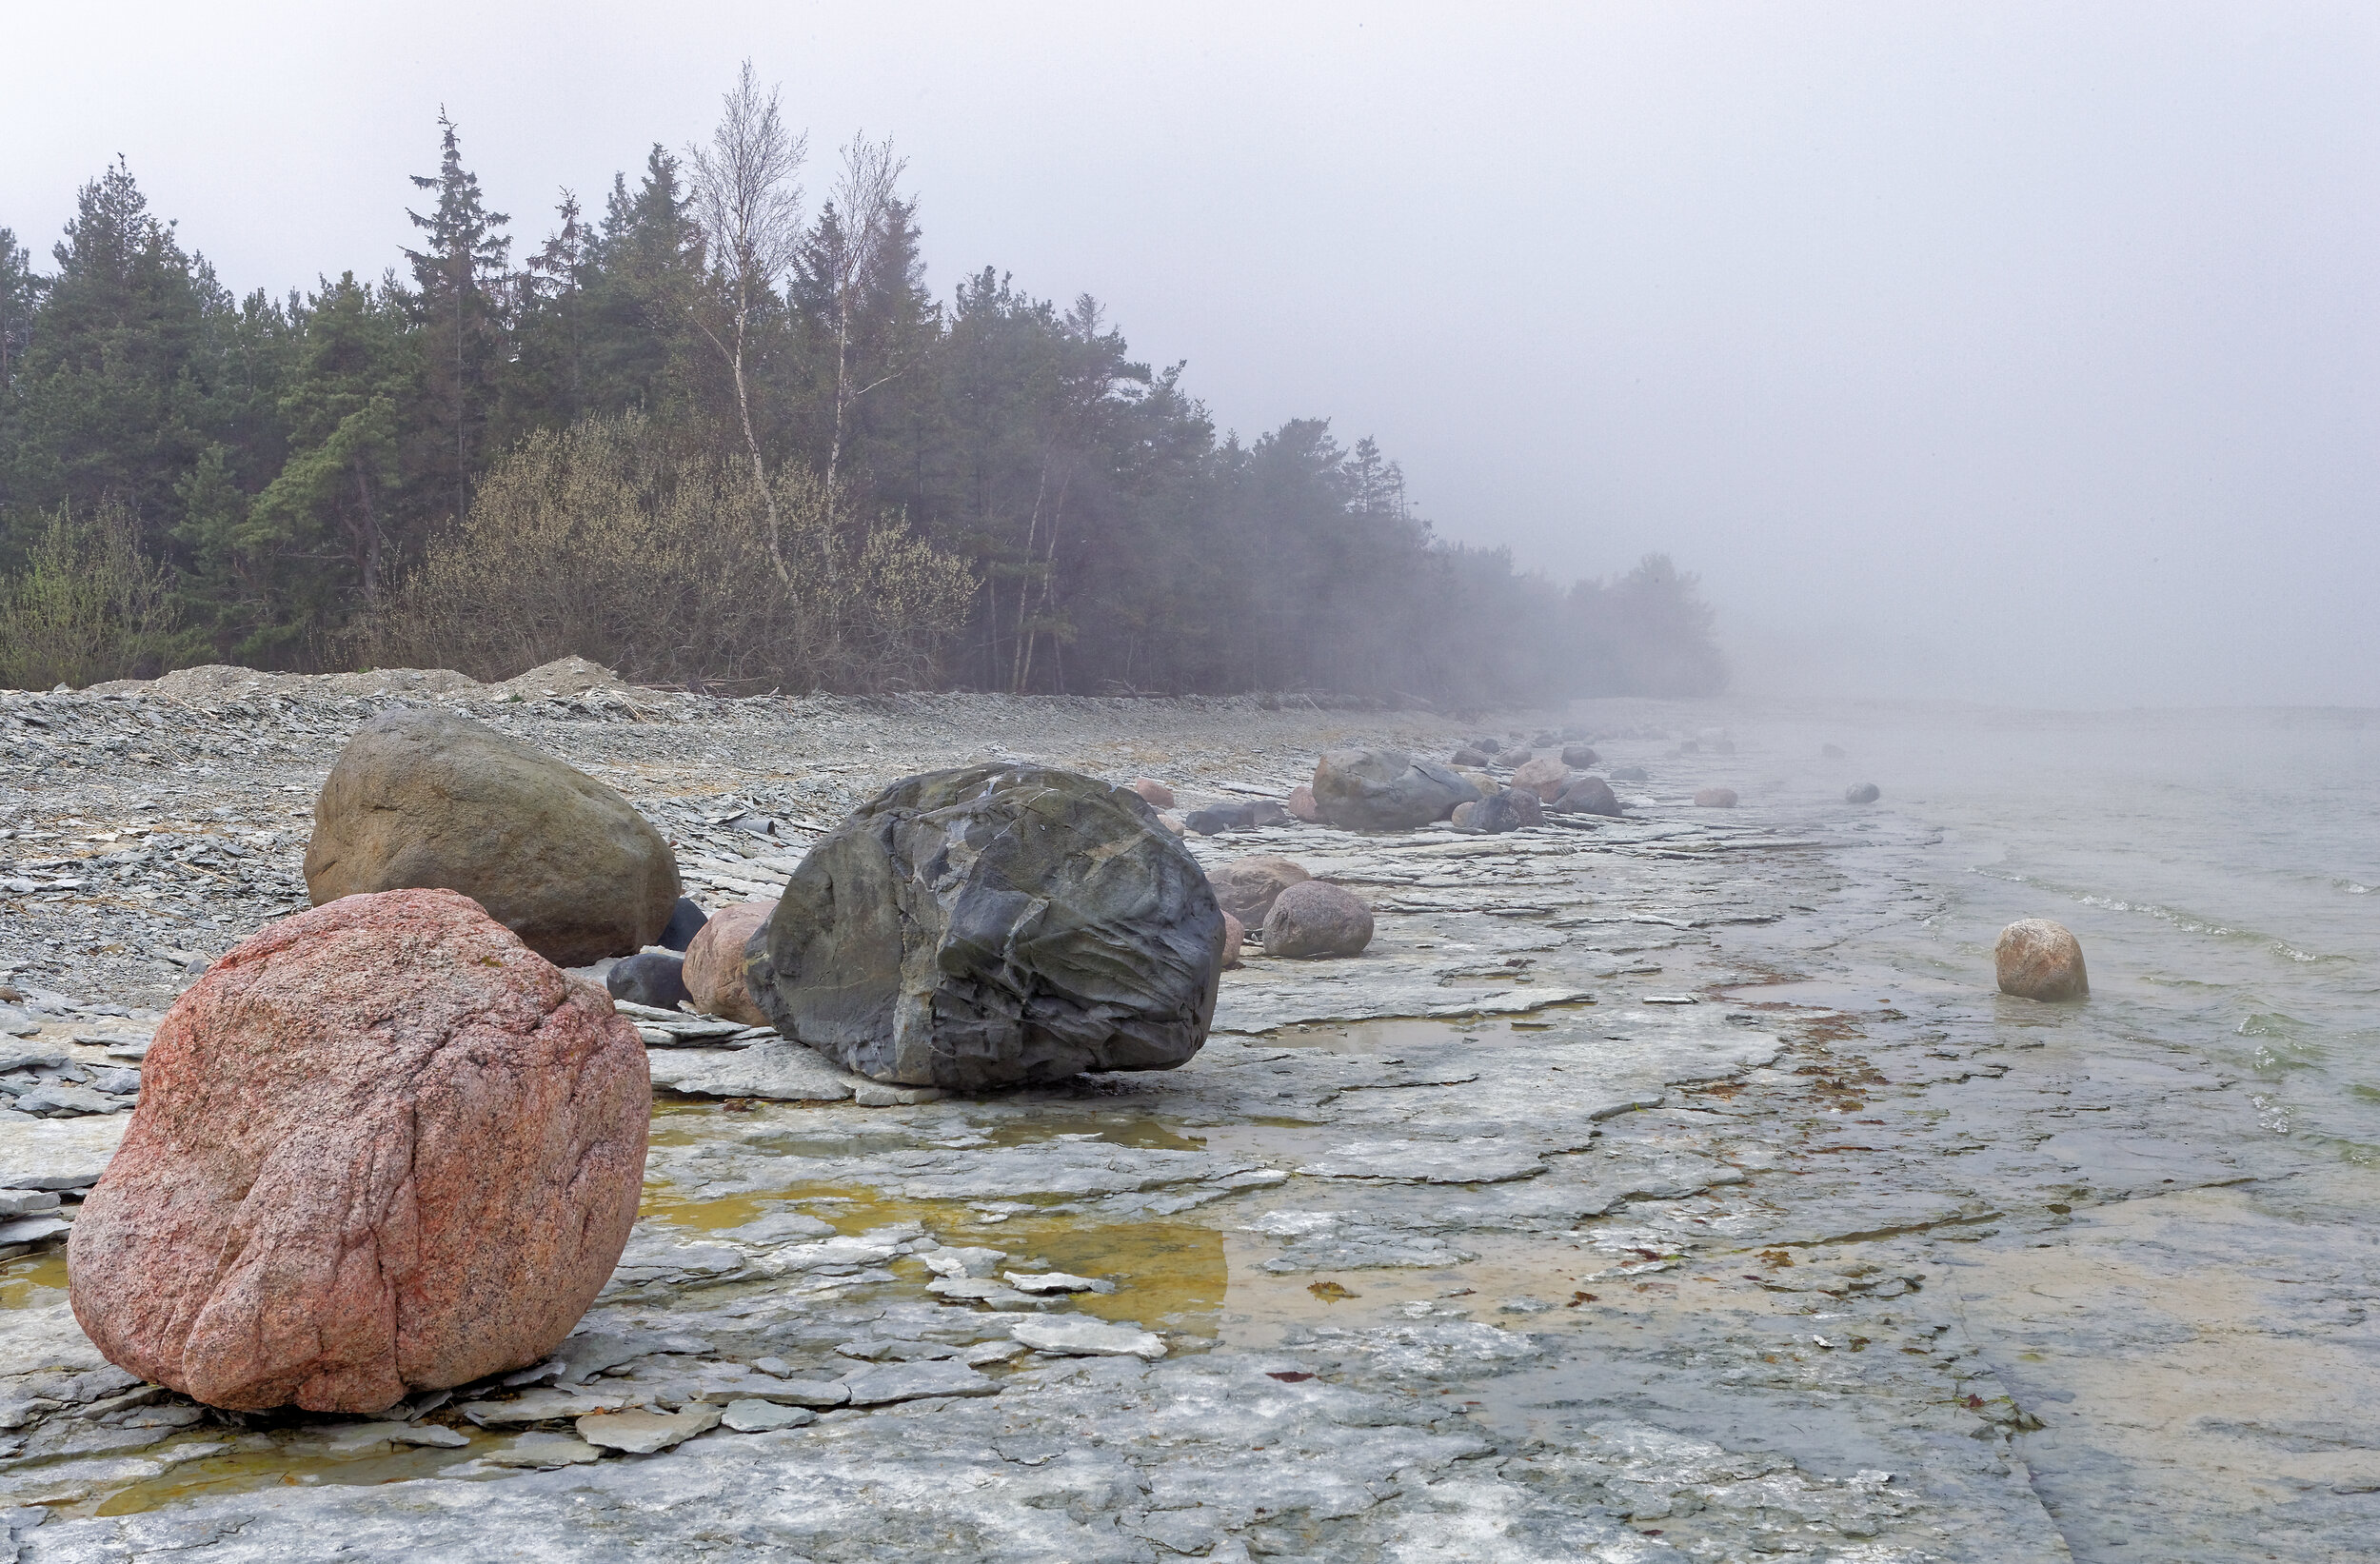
401,111,511,528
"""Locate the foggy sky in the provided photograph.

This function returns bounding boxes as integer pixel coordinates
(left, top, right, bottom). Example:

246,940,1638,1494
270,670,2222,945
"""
9,2,2375,707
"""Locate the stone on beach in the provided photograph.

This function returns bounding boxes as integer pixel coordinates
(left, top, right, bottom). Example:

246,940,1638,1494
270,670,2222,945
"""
1310,748,1481,832
1995,919,2089,1001
746,765,1226,1090
721,1397,816,1433
302,708,680,965
1694,787,1738,808
1451,746,1493,767
681,901,773,1026
1129,778,1176,809
577,1404,722,1454
605,951,689,1012
1550,776,1622,817
1262,881,1375,959
1221,912,1245,970
657,897,709,953
1285,783,1323,823
1844,782,1881,804
1008,1316,1167,1359
67,889,650,1414
1560,744,1600,769
1450,788,1541,834
1511,756,1572,802
1208,855,1312,926
1185,803,1256,836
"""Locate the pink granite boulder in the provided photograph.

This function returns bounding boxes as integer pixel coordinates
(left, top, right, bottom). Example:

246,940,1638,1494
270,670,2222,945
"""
682,901,773,1025
67,889,649,1414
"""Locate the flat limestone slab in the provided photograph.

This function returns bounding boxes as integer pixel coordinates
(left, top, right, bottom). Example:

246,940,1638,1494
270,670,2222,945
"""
645,1039,862,1102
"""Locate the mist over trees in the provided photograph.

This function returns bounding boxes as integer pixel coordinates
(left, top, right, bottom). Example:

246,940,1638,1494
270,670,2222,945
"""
0,76,1725,704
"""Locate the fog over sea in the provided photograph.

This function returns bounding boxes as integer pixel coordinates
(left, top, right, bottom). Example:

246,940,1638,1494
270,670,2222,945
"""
1804,703,2379,1155
1617,697,2380,1550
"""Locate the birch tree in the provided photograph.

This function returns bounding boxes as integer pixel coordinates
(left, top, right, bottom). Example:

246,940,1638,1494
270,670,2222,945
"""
685,61,805,583
797,133,911,532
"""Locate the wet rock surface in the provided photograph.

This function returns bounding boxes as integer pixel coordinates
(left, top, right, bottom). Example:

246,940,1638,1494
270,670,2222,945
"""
0,679,2363,1561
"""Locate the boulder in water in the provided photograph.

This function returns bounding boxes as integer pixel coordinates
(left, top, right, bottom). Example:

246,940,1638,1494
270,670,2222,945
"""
1263,881,1374,959
1995,920,2089,1001
302,709,679,966
68,890,647,1414
1310,749,1481,832
1209,856,1311,925
657,898,708,953
1559,744,1599,769
683,901,773,1025
1611,765,1649,782
605,951,689,1011
1550,776,1622,817
1844,782,1881,804
746,765,1224,1090
1694,787,1738,808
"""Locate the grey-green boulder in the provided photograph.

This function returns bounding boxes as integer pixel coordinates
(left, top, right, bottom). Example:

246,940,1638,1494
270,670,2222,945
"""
302,709,680,966
1310,748,1481,832
746,765,1226,1090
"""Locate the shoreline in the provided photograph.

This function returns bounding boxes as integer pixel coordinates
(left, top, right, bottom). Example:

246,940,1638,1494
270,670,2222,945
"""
0,672,2356,1560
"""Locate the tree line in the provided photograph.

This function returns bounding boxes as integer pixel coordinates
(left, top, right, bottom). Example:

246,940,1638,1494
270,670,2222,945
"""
0,67,1725,703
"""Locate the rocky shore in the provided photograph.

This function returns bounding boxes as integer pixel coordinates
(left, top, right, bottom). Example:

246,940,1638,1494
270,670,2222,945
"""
0,666,2335,1561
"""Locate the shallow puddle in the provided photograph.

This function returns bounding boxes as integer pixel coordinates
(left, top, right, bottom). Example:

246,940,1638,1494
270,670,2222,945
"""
0,1252,69,1309
1264,1008,1593,1053
81,1435,489,1518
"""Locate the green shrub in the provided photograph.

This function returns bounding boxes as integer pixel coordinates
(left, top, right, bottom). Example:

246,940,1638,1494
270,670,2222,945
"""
0,502,179,690
367,414,976,691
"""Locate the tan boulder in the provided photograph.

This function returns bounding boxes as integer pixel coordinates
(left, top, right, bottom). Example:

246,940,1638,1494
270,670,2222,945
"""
1511,756,1572,802
303,708,680,965
1263,881,1375,959
1221,912,1245,970
1694,787,1738,808
1208,856,1311,926
1129,779,1175,809
682,901,773,1025
68,889,648,1414
1995,919,2089,1001
1285,785,1323,823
